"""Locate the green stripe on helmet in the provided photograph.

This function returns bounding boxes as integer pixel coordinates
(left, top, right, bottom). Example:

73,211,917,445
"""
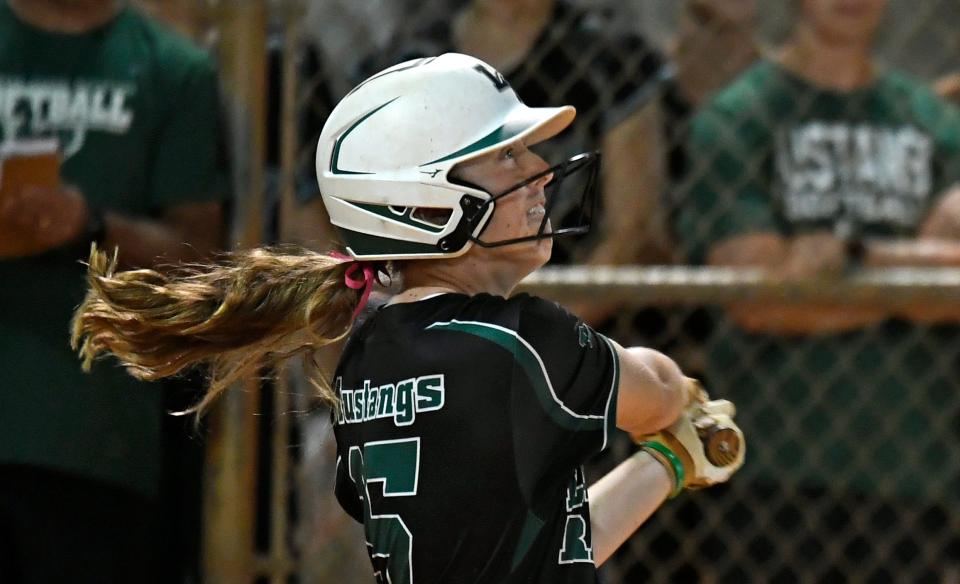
331,97,399,175
422,124,522,166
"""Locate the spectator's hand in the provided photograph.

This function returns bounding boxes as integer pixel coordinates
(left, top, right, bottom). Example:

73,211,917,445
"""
919,183,960,240
934,72,960,106
0,184,90,258
777,232,846,280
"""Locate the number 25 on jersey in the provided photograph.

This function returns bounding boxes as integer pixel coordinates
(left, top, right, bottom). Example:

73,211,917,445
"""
348,437,421,584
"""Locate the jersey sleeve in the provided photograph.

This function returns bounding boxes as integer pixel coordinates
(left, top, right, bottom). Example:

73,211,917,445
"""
510,296,619,506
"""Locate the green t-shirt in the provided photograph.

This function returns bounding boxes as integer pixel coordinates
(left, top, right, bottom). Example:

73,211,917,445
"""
0,3,223,497
678,61,960,501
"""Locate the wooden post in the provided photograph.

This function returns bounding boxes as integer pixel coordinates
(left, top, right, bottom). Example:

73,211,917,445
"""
203,1,268,583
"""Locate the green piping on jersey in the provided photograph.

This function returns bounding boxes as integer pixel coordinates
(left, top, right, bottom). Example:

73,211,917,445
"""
331,97,399,175
510,511,546,571
599,335,620,451
421,124,518,166
352,203,445,234
426,320,605,431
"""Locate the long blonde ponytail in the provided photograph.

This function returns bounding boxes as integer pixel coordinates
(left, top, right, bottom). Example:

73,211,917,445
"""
71,245,376,415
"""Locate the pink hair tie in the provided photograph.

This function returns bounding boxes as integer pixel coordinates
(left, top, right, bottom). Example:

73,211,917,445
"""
328,251,376,321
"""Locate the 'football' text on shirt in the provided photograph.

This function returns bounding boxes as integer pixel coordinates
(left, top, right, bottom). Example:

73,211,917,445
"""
0,78,136,157
334,374,445,427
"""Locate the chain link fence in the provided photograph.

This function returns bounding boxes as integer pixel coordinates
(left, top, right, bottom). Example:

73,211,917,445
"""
220,0,960,582
521,268,960,583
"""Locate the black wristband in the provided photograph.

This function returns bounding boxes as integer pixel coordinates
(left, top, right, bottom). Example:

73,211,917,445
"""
844,238,866,273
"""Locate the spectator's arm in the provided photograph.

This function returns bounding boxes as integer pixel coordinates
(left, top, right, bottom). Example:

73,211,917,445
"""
707,232,887,334
103,200,223,268
0,184,222,267
708,187,960,330
883,182,960,260
859,185,960,323
588,100,671,265
866,239,960,267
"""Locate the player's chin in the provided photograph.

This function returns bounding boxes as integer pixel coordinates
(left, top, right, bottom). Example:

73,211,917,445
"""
532,235,553,265
511,234,552,264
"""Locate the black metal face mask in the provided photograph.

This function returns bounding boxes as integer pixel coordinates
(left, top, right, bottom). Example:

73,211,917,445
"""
460,151,601,248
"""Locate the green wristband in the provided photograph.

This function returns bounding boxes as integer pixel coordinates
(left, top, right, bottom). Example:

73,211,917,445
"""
641,441,685,498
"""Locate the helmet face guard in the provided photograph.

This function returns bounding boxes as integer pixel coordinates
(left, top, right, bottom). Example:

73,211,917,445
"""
466,151,601,248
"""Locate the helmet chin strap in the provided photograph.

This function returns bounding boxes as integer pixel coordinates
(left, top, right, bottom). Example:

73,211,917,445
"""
468,151,601,249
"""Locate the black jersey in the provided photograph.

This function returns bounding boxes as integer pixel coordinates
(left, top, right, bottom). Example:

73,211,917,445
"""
332,292,620,584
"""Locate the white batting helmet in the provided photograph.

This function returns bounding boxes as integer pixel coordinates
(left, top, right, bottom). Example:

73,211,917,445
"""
315,53,588,260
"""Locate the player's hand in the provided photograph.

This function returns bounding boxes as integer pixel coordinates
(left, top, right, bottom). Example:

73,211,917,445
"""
634,395,745,496
684,377,709,406
0,184,89,258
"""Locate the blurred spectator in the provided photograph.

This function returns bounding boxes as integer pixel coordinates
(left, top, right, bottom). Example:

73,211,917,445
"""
671,0,760,109
133,0,209,40
674,0,960,579
0,1,224,582
302,0,439,100
361,0,675,268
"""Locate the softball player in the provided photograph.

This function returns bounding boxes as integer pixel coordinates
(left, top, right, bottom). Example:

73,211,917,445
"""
73,53,744,583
